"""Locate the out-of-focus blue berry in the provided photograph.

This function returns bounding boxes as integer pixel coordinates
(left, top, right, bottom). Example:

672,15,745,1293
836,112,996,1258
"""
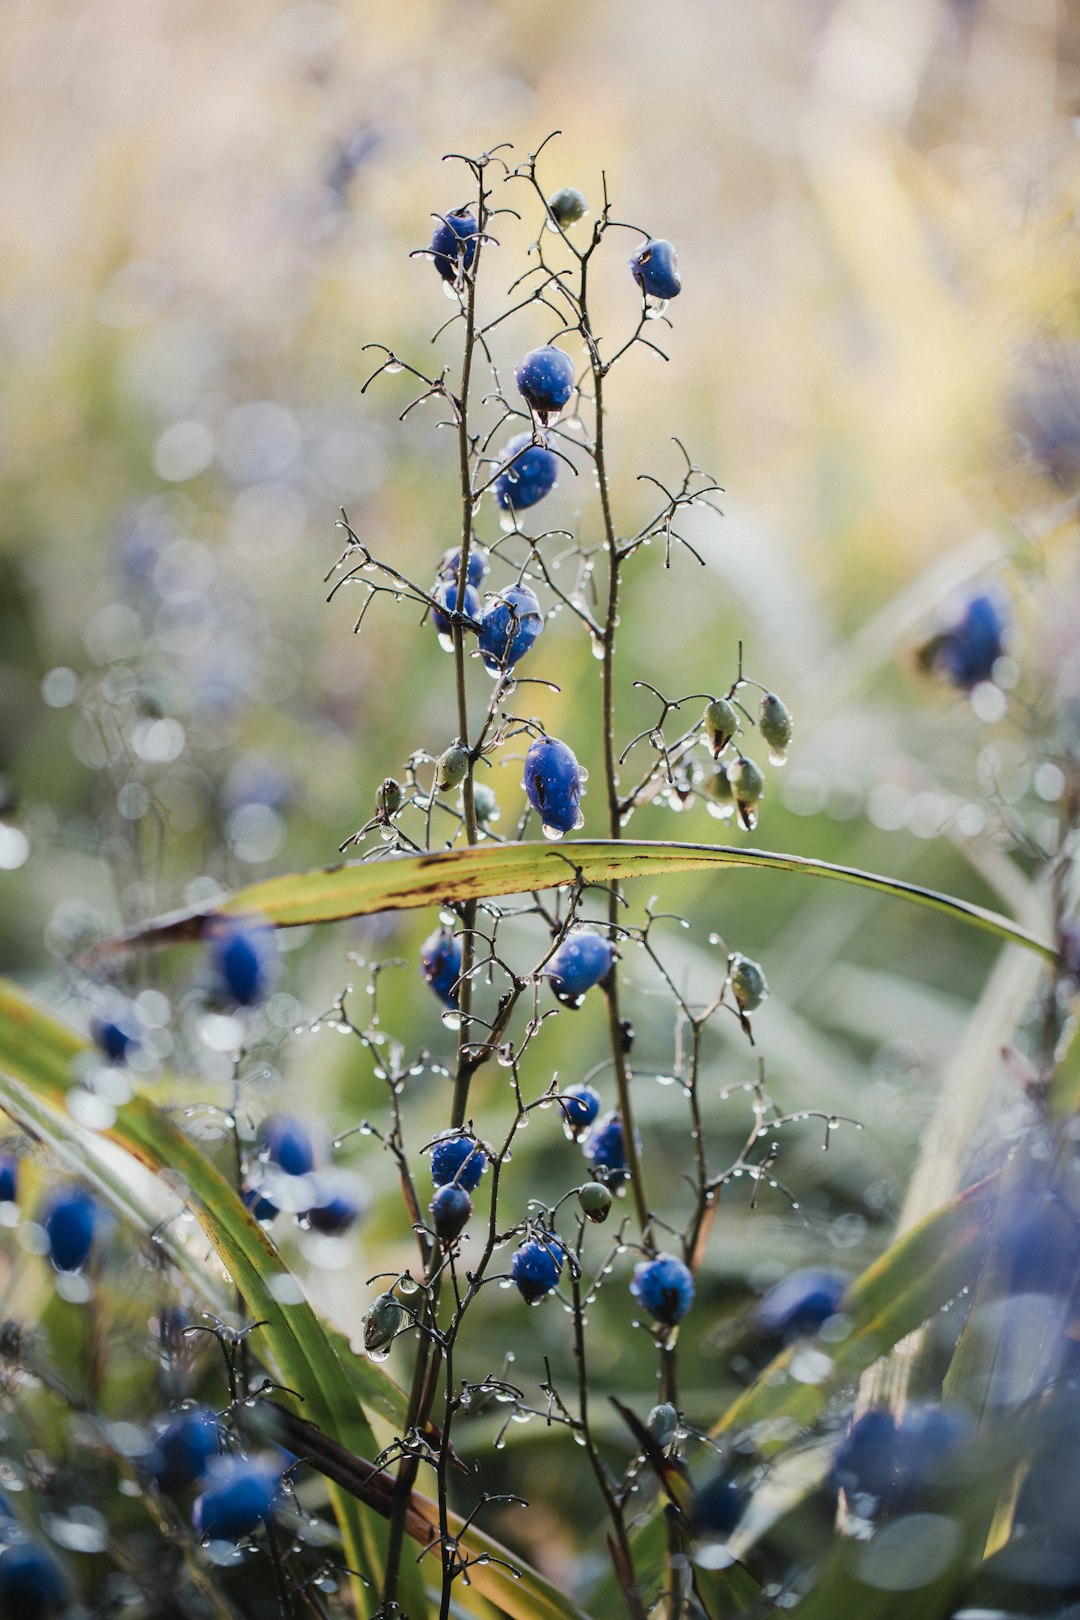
90,1004,139,1064
493,433,559,512
583,1111,630,1187
431,1183,472,1242
630,239,682,300
420,929,462,1009
148,1405,223,1494
690,1472,746,1539
304,1175,364,1235
0,1153,18,1205
0,1541,68,1618
933,592,1007,689
430,209,479,284
752,1268,847,1341
559,1083,601,1135
43,1187,97,1273
429,1132,488,1192
630,1253,695,1326
208,921,275,1008
432,578,481,641
242,1184,278,1222
259,1115,318,1178
545,930,613,1006
193,1456,282,1543
477,584,544,673
515,346,575,425
524,735,585,837
511,1235,564,1303
831,1404,973,1514
437,546,487,590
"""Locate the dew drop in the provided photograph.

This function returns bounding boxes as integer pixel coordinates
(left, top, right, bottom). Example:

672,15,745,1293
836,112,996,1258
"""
384,361,403,375
541,823,565,842
398,1275,419,1295
768,749,788,768
442,281,460,302
441,1010,462,1030
645,296,669,320
706,802,735,821
367,1345,391,1363
590,638,605,662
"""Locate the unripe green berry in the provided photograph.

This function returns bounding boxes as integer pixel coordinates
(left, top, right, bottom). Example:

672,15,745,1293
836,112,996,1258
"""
727,756,765,830
436,742,469,793
759,693,793,761
647,1402,680,1448
363,1292,405,1355
577,1181,613,1223
728,953,768,1014
547,186,588,227
704,698,738,759
377,777,403,818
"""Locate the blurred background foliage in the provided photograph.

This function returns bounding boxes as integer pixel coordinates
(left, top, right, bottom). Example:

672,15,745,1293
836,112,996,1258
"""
2,0,1080,1600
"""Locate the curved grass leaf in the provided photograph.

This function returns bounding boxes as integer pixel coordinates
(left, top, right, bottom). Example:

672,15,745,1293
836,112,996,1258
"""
83,839,1056,963
0,980,594,1620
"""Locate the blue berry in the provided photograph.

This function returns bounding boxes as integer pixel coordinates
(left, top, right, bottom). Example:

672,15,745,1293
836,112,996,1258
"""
515,346,575,425
0,1541,68,1618
524,735,585,838
0,1153,18,1205
148,1405,223,1494
478,583,544,674
430,1132,488,1192
583,1111,629,1186
690,1472,745,1539
242,1184,278,1222
90,1004,139,1063
934,592,1007,689
43,1187,97,1273
493,433,559,512
831,1409,898,1506
511,1235,564,1304
752,1268,847,1341
559,1083,601,1135
630,1253,695,1326
432,577,481,644
304,1175,364,1235
431,1183,473,1242
193,1456,282,1542
629,238,682,300
437,546,487,590
430,209,479,285
208,921,275,1008
831,1404,972,1514
545,930,613,1007
259,1114,318,1178
420,928,462,1009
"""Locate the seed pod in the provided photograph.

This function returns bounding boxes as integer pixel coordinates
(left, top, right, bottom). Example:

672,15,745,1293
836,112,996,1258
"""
547,186,588,227
727,756,765,831
377,777,403,818
728,953,768,1014
759,693,793,763
577,1181,613,1223
363,1292,405,1355
647,1402,680,1448
703,698,738,759
436,743,469,793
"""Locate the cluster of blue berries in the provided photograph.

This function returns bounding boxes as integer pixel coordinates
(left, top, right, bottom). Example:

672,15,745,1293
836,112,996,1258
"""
831,1403,973,1517
244,1113,363,1236
142,1406,286,1543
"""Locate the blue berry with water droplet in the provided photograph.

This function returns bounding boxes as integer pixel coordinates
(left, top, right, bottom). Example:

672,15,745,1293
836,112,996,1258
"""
438,546,487,589
43,1186,97,1273
511,1235,564,1303
515,346,575,425
478,584,544,673
430,209,479,284
933,592,1007,689
493,433,559,512
431,1183,473,1242
545,931,613,1006
752,1268,847,1341
630,1252,695,1325
560,1083,601,1135
583,1111,629,1186
524,735,585,836
242,1184,278,1222
429,1132,488,1192
193,1456,282,1542
259,1114,318,1177
304,1176,364,1235
432,578,481,642
630,238,682,300
420,929,462,1009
